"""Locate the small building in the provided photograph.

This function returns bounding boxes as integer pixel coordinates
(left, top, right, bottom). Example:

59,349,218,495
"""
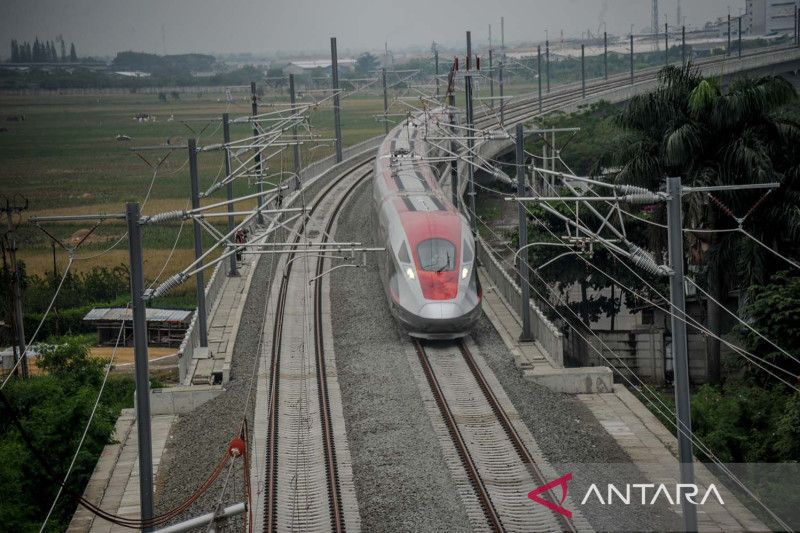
83,307,192,348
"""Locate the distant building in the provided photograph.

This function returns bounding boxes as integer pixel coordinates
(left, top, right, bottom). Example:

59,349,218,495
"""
746,0,799,35
282,59,356,76
83,307,192,347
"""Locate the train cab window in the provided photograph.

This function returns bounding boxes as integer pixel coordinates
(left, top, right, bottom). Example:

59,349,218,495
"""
462,239,474,263
417,238,456,272
398,242,411,263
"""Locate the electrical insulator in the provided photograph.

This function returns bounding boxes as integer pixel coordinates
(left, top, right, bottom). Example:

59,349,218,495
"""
466,55,471,70
454,56,459,71
476,56,480,70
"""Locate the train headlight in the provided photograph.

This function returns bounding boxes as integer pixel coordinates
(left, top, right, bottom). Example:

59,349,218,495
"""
461,266,470,280
405,266,416,280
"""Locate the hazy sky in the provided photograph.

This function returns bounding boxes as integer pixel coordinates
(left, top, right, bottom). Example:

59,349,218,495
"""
0,0,746,58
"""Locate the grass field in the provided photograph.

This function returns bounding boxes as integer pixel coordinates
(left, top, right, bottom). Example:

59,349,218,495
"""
0,87,394,300
0,77,555,303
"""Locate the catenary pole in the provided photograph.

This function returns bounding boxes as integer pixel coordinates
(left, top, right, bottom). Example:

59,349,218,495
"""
330,37,343,162
188,139,208,348
499,60,505,125
250,81,264,224
545,39,551,92
288,74,301,190
466,30,477,234
665,22,669,67
516,123,533,341
604,31,608,80
665,176,698,533
581,44,586,98
728,13,732,56
738,16,742,58
222,114,238,277
537,45,543,113
126,201,154,529
682,25,686,65
381,67,389,134
449,91,459,209
434,46,440,97
630,34,634,85
489,48,494,108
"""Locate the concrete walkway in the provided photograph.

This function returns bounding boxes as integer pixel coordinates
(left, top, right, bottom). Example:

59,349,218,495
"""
579,389,766,532
68,410,175,533
479,267,612,393
188,243,260,386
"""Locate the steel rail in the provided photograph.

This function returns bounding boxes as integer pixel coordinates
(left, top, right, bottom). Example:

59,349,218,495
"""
264,158,372,533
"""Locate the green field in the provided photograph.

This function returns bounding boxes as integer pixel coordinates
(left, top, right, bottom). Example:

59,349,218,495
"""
0,87,393,298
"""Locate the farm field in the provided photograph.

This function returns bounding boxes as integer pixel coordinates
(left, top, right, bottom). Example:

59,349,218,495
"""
0,87,391,299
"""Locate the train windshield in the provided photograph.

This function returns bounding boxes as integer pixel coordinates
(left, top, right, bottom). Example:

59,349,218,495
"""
417,238,456,272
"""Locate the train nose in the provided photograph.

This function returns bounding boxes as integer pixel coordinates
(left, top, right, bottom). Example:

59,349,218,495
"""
419,302,464,320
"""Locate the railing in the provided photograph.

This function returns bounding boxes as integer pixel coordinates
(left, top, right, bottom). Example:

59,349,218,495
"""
477,236,564,366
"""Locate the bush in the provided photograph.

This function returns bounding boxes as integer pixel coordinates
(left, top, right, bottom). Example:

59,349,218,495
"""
0,337,134,531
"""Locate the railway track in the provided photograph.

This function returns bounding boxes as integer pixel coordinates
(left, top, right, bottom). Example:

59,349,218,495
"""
411,338,587,532
475,43,799,129
262,160,372,532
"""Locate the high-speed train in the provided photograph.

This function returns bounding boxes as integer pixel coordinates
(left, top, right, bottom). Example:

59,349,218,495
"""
372,109,482,339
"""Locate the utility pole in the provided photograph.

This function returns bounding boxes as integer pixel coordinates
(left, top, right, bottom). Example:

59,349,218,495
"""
125,201,154,529
682,25,686,66
545,39,551,93
516,123,533,342
288,74,301,190
51,242,59,337
2,197,28,379
222,115,238,277
465,30,477,234
250,81,265,224
665,22,669,67
187,139,208,348
330,37,343,162
603,31,608,80
665,176,698,533
381,67,389,134
630,34,635,85
537,45,543,114
488,49,494,109
580,44,586,98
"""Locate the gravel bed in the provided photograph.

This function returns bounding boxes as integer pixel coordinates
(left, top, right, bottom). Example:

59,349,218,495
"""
330,183,472,532
154,229,283,528
470,318,681,531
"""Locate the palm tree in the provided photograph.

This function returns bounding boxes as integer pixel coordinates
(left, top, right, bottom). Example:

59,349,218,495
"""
602,64,800,383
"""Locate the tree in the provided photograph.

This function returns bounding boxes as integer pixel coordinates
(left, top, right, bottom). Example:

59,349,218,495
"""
355,52,379,75
10,40,19,63
0,337,134,531
604,65,800,383
69,42,77,62
59,36,66,62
